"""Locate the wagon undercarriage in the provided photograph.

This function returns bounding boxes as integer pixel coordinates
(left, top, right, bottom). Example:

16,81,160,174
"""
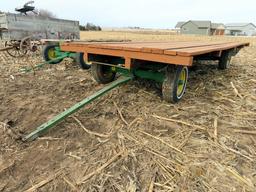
22,40,249,141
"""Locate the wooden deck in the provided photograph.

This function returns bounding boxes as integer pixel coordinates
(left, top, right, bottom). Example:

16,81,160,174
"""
60,41,249,68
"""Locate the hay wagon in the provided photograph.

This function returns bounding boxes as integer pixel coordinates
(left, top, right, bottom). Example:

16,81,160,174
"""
23,40,249,141
59,41,249,102
0,12,79,57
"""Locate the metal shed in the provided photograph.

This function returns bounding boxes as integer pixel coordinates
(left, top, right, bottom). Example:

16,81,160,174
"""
225,23,256,36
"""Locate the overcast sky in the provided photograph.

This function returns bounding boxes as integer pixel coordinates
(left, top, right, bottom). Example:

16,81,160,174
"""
1,0,256,28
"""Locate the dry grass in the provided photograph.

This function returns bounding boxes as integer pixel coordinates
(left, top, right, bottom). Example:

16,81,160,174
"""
0,31,255,191
80,31,256,45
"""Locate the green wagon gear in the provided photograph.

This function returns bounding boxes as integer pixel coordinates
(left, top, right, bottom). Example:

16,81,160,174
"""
162,66,188,103
23,76,133,142
43,44,64,64
22,40,249,141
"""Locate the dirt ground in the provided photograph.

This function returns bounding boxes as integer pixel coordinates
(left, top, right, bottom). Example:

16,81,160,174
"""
0,32,256,192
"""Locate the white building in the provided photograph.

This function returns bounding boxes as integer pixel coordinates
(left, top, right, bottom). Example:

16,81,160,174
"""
225,23,256,36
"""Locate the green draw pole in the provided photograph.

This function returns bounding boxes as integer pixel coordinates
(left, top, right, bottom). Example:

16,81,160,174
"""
23,76,132,142
20,53,70,73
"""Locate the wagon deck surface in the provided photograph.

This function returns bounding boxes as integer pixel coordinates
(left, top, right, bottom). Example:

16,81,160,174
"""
60,41,249,68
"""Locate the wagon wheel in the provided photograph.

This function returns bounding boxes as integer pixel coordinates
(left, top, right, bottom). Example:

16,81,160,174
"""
162,65,188,103
75,52,91,70
91,63,116,84
4,40,27,58
218,50,232,70
20,37,32,54
42,44,63,64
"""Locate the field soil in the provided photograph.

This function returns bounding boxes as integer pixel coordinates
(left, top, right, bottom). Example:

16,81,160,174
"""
0,32,256,192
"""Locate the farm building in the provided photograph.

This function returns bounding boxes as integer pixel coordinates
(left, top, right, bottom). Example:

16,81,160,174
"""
225,23,256,36
175,20,225,36
211,23,225,35
175,21,185,30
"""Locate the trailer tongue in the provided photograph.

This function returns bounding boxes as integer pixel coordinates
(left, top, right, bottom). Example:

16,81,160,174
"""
23,76,132,142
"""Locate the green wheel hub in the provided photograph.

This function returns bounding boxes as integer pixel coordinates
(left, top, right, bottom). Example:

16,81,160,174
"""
42,44,63,64
162,66,188,103
47,48,57,60
176,67,188,99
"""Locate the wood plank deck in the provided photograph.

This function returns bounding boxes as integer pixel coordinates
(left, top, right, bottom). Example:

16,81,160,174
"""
60,41,249,68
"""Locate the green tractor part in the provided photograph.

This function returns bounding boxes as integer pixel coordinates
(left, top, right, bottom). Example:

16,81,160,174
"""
23,76,132,142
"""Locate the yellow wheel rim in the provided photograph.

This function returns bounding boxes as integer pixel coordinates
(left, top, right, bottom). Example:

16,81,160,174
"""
48,48,56,60
177,68,187,97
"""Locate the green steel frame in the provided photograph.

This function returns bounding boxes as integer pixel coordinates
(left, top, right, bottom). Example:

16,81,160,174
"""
20,46,76,73
23,76,132,141
23,49,166,141
115,67,165,83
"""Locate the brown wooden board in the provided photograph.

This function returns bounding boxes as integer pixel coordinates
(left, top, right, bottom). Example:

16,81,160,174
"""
60,41,249,68
87,41,229,54
172,42,250,56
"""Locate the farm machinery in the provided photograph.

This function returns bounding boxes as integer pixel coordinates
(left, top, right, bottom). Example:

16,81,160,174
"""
0,1,80,57
22,40,249,141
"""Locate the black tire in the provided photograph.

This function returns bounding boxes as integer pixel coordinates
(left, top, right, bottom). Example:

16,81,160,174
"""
75,53,91,69
42,44,63,64
162,66,188,103
91,63,116,84
218,51,231,70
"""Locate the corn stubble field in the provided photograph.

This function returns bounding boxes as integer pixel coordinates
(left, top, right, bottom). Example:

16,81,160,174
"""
0,31,256,192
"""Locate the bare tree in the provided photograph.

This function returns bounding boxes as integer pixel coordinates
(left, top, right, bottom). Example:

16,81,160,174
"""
37,9,56,18
26,8,56,18
82,23,102,31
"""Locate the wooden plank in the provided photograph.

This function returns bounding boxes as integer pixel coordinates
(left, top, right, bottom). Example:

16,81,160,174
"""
87,41,230,55
175,42,249,56
89,41,206,49
145,42,229,55
60,45,193,68
125,57,132,68
163,42,231,55
82,42,207,56
85,41,178,49
60,41,249,69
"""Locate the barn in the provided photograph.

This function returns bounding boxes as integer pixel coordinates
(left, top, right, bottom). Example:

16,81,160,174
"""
225,23,256,36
